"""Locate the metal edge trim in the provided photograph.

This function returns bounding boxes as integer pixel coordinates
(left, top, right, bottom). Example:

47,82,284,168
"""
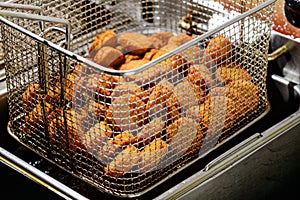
154,110,300,200
0,147,89,200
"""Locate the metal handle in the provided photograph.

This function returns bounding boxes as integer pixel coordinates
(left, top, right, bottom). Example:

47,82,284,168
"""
0,3,71,50
37,26,73,106
0,2,42,11
268,40,296,61
0,2,44,32
0,3,72,108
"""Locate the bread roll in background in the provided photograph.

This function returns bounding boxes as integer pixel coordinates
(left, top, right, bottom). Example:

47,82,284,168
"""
272,0,300,38
215,0,300,38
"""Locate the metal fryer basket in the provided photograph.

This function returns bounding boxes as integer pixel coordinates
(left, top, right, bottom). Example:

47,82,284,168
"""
0,0,275,197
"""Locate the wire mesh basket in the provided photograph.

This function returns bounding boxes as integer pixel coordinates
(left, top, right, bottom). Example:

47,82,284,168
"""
0,0,275,197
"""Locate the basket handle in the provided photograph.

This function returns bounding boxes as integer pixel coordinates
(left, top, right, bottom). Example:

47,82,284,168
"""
0,2,71,50
0,3,72,104
0,2,43,33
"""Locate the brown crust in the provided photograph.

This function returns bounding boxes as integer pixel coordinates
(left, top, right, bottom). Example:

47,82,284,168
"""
118,59,149,71
150,49,168,60
97,139,122,165
106,93,148,132
208,87,226,98
123,54,185,86
179,45,205,65
146,78,175,107
203,96,235,140
205,35,232,63
186,64,216,91
22,83,43,113
93,46,125,69
216,65,251,84
110,82,144,99
85,100,107,121
110,131,137,146
97,129,138,165
225,80,260,118
144,48,160,61
168,33,193,46
82,73,120,102
61,72,85,103
104,145,140,177
150,32,174,49
185,104,206,124
160,43,179,52
172,80,206,111
139,138,168,173
88,30,118,57
145,79,181,124
48,109,86,152
23,102,54,135
124,54,142,64
136,118,165,146
119,32,153,55
166,117,202,156
83,121,113,155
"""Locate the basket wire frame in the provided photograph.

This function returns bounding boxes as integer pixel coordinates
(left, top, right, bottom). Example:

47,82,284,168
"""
0,0,275,197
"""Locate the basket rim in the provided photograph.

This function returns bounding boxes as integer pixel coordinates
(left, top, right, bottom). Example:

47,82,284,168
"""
0,0,276,77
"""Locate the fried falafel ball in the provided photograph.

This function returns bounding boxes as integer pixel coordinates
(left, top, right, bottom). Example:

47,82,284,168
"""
136,117,166,146
93,46,125,69
80,73,121,103
225,79,260,120
82,121,113,155
139,138,168,173
150,32,174,49
104,145,140,177
145,78,181,125
88,29,118,57
96,130,137,165
22,83,44,113
172,80,206,112
48,108,88,153
216,64,251,85
119,32,153,55
203,96,236,141
186,64,216,91
105,93,148,133
166,117,203,157
205,35,232,63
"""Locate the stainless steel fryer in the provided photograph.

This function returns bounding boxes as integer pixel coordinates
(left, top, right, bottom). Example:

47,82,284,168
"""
0,0,276,197
0,35,300,199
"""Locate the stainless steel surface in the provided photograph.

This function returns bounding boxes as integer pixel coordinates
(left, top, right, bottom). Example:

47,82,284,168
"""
0,0,276,197
269,31,300,84
157,116,300,200
0,147,89,200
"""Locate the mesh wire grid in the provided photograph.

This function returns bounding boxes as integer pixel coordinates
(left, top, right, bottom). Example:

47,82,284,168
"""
0,0,275,197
